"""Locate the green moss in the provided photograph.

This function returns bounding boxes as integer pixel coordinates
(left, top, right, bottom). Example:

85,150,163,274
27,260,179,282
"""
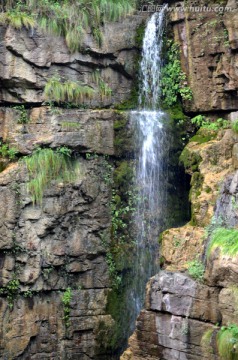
190,172,204,198
166,103,188,123
207,227,238,258
190,131,216,144
96,271,135,354
114,85,138,111
135,22,145,48
113,115,133,157
114,161,134,189
201,329,214,356
179,148,202,173
205,186,212,193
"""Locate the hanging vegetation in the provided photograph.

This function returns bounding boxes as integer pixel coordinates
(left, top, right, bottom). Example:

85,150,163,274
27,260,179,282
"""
44,76,94,104
24,147,79,205
0,0,136,51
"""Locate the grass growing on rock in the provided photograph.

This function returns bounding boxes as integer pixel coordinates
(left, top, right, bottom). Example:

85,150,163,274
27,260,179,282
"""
207,227,238,258
217,324,238,360
44,76,94,104
24,147,79,205
0,0,136,51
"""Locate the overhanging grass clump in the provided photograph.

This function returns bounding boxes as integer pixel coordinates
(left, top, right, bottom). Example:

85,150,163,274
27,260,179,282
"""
44,76,94,104
217,324,238,360
207,227,238,258
0,0,136,51
24,148,79,205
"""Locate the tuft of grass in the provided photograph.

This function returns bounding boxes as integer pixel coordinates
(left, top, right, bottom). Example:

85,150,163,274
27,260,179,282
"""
217,324,238,360
92,70,112,100
0,9,35,29
24,147,79,205
207,227,238,258
1,0,136,52
44,76,94,104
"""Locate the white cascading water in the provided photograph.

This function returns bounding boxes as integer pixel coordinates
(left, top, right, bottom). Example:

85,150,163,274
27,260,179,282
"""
130,6,169,315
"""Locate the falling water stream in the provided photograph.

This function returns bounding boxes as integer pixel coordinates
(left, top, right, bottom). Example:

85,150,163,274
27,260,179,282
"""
130,6,169,317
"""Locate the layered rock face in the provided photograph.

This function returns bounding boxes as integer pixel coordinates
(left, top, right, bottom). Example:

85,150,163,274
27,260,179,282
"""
122,1,238,359
172,0,238,112
0,13,145,359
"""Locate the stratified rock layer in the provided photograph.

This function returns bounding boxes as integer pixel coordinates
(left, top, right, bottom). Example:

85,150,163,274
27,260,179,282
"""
0,11,144,359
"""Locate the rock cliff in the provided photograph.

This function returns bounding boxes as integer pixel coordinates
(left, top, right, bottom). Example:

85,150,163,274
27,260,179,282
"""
0,12,146,359
122,1,238,359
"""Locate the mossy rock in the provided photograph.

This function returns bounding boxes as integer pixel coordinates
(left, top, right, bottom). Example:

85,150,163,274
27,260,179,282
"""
179,148,202,174
190,128,217,144
113,115,134,157
135,22,145,48
114,160,134,189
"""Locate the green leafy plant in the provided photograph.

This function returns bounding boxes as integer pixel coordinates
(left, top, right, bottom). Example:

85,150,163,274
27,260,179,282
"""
207,227,238,258
44,76,94,104
217,324,238,360
62,287,72,328
0,141,18,160
24,147,79,205
187,259,204,282
161,41,193,107
191,115,229,131
13,104,29,124
106,252,122,290
0,278,20,309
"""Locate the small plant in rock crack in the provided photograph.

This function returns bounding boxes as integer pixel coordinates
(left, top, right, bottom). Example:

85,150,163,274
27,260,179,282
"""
13,105,30,124
62,287,72,328
187,259,205,282
0,141,18,160
106,252,122,290
0,278,20,309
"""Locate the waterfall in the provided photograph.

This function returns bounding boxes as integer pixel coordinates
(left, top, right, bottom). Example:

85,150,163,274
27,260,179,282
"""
130,6,169,315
